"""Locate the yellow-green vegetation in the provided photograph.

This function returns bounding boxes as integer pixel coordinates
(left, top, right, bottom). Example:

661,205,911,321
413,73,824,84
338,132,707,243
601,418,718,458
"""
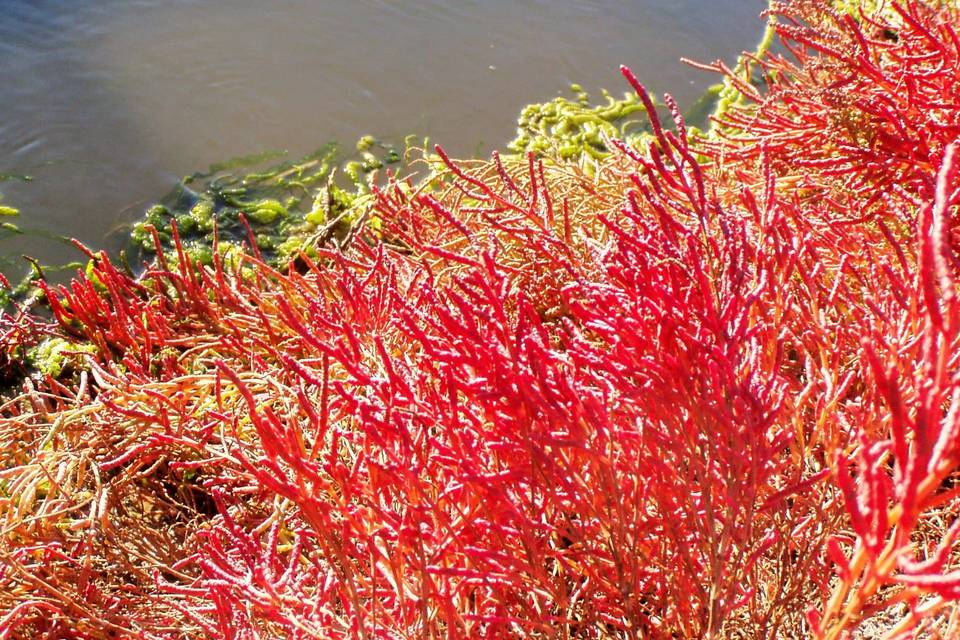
0,173,29,220
128,140,398,266
26,337,97,378
509,84,647,159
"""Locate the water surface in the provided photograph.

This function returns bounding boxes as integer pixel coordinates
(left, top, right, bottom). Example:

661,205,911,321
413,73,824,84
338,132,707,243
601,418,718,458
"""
0,0,767,275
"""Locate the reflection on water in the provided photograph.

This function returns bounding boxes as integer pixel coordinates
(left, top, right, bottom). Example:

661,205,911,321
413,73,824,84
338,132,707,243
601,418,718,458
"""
0,0,766,275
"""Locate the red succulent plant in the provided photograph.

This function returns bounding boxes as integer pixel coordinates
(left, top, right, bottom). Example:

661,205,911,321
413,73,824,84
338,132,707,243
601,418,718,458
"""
2,1,960,638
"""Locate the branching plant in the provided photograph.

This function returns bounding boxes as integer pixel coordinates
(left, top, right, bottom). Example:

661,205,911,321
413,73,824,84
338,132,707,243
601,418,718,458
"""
1,1,960,638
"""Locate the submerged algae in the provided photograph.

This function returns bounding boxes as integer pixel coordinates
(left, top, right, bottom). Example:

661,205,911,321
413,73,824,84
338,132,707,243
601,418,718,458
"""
509,85,647,159
130,138,403,267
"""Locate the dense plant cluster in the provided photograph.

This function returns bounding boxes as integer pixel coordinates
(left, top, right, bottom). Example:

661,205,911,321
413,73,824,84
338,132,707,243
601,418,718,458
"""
508,85,646,159
2,1,960,638
127,138,402,268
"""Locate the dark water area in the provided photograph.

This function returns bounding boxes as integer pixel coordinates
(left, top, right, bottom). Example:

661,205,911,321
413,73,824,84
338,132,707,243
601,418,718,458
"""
0,0,767,278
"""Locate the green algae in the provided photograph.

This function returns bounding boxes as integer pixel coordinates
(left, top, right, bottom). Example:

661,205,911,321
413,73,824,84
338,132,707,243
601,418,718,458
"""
0,173,31,184
130,137,405,268
0,205,82,307
245,199,288,225
26,337,97,378
506,79,738,163
683,84,724,132
508,85,648,158
206,150,289,175
0,189,20,218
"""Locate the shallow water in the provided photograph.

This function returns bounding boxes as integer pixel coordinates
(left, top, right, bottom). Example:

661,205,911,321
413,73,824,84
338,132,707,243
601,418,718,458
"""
0,0,766,276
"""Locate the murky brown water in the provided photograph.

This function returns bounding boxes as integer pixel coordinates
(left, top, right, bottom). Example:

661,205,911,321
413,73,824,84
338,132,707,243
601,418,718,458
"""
0,0,766,276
